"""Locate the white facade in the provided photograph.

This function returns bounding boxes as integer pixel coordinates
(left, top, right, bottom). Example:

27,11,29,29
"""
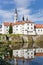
24,23,36,35
0,22,43,35
27,49,35,59
36,28,43,35
13,24,24,34
13,22,36,35
3,26,9,34
13,50,18,57
36,48,43,53
13,49,35,59
13,48,43,59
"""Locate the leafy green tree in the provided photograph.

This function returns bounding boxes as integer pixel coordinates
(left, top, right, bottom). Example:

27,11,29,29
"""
9,24,13,34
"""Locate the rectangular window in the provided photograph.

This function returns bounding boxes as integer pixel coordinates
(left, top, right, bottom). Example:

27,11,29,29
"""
38,30,39,31
31,27,33,29
6,26,8,28
31,56,33,58
27,27,29,29
31,24,32,26
31,52,33,54
0,29,2,31
27,24,29,25
28,53,29,54
16,25,18,27
41,30,42,31
16,29,18,30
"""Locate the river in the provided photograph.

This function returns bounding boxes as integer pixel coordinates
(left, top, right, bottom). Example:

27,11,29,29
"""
7,56,43,65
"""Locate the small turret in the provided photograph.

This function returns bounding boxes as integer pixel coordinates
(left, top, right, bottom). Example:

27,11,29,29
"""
26,17,28,21
22,16,25,21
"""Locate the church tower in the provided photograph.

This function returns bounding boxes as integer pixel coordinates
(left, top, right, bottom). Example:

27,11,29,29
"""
14,9,18,23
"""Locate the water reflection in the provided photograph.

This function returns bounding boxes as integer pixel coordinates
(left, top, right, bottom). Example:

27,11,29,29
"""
7,56,43,65
14,59,18,65
14,59,29,65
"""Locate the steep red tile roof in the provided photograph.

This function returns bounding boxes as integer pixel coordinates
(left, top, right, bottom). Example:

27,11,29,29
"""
35,24,43,28
3,21,34,26
14,21,34,25
14,21,25,25
25,20,34,23
3,22,14,26
36,53,43,56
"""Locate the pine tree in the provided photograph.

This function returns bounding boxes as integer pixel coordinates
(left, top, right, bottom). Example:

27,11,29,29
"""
9,24,13,34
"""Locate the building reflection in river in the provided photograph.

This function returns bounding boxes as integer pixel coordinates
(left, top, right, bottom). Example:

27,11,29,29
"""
6,56,43,65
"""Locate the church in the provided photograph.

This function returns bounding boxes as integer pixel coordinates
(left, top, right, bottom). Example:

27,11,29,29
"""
0,9,43,35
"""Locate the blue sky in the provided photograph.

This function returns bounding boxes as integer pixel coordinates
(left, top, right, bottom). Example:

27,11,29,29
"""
0,0,43,24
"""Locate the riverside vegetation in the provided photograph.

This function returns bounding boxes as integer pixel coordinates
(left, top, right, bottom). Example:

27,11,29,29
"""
0,34,43,57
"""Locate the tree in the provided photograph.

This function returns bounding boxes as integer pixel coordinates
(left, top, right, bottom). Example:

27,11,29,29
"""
9,24,13,34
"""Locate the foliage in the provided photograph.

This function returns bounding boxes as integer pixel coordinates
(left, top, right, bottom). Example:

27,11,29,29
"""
9,24,13,34
0,58,11,65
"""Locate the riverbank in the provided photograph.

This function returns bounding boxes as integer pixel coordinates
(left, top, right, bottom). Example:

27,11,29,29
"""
0,34,43,59
0,34,43,49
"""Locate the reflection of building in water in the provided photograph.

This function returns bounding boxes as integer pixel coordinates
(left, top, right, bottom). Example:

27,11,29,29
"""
13,48,43,59
13,49,35,59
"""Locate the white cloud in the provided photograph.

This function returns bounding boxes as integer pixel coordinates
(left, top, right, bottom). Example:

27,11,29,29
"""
18,8,31,15
0,10,14,22
14,0,35,8
1,0,14,4
30,9,43,22
0,0,43,23
17,8,43,22
17,8,31,21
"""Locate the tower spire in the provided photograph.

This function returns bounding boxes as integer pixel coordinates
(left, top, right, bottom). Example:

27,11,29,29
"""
14,8,18,23
15,8,17,14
